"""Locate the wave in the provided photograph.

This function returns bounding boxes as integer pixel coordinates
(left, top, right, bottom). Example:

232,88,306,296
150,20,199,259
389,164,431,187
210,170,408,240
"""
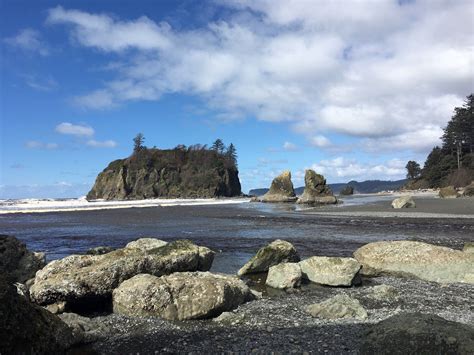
0,197,250,214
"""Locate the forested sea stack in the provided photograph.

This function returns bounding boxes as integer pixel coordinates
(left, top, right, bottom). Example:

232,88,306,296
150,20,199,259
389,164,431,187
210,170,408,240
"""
87,137,241,200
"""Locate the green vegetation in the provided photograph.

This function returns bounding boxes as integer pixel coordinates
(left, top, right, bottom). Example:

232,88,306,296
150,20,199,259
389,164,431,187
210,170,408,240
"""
87,138,241,200
409,94,474,188
405,161,421,180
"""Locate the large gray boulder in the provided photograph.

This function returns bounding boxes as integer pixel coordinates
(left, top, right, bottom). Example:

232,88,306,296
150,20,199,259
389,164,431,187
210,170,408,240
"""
462,181,474,197
361,313,474,354
306,294,367,320
354,241,474,284
237,239,300,276
113,272,253,320
265,262,302,289
30,239,215,310
299,256,361,286
0,276,76,353
391,196,416,209
260,171,297,202
0,235,46,283
297,170,337,205
439,186,459,198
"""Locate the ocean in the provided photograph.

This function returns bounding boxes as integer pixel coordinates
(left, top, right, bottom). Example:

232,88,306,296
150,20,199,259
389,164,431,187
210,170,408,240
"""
0,195,471,274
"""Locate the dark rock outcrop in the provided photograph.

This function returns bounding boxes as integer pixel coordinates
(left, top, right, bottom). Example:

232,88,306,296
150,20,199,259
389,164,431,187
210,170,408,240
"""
339,185,354,195
0,276,76,354
361,313,474,354
297,170,337,205
87,148,241,200
260,171,297,202
0,235,46,283
30,239,215,311
463,181,474,196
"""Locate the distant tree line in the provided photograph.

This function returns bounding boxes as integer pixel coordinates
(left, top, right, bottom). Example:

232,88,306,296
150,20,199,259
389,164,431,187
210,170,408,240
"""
406,94,474,187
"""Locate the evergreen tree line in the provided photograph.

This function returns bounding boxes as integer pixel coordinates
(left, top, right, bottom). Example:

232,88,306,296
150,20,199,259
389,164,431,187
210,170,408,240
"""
406,94,474,187
132,134,238,167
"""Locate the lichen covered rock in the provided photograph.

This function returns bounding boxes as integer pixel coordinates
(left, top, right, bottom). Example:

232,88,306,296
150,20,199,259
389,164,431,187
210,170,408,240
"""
354,241,474,284
299,256,361,286
266,262,302,289
439,186,459,198
306,294,367,320
391,196,416,209
238,239,300,276
30,239,215,310
113,272,253,320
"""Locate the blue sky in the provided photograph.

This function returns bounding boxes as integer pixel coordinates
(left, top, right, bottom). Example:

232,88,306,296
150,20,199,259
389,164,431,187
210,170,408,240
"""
1,0,473,198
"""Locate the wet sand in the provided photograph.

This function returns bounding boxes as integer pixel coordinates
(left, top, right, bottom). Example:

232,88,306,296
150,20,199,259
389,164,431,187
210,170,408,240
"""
313,194,474,219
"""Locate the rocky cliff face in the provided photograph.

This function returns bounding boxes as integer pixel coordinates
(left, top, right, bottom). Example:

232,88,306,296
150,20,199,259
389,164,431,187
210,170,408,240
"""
87,148,241,200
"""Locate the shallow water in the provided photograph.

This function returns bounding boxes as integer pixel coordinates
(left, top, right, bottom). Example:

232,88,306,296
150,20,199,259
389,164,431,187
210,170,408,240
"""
0,198,472,274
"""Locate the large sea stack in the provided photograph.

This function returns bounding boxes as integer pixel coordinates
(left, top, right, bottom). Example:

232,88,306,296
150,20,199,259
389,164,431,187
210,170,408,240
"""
297,170,337,204
87,147,241,200
260,171,297,202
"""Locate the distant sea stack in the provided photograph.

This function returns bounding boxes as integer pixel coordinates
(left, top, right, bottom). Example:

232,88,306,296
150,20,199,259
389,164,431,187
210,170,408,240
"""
260,171,297,203
87,143,241,200
297,170,337,205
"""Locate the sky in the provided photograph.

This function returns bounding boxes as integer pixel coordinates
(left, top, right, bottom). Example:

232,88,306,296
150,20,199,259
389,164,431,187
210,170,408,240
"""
1,0,473,198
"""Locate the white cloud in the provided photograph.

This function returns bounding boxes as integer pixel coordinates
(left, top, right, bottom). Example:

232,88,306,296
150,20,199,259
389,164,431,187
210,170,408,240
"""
4,28,49,56
46,2,474,154
55,122,95,137
307,156,406,182
310,135,331,148
86,139,117,148
25,141,58,149
282,141,297,151
23,75,58,91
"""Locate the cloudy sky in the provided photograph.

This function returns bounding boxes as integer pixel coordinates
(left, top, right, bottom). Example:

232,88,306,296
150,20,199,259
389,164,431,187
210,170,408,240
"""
1,0,473,198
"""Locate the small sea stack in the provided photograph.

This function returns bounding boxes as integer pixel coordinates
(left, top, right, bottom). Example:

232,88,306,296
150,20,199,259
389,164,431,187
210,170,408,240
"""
297,170,337,205
260,171,297,203
339,185,354,196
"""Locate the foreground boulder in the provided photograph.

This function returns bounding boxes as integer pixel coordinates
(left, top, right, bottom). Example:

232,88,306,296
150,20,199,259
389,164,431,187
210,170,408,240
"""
340,185,354,196
0,277,76,353
363,284,399,301
0,235,46,283
306,294,367,320
439,186,459,198
265,262,302,289
354,241,474,284
30,239,215,310
391,196,416,209
297,170,337,205
260,171,297,202
113,272,253,320
361,313,474,354
238,239,300,276
299,256,361,286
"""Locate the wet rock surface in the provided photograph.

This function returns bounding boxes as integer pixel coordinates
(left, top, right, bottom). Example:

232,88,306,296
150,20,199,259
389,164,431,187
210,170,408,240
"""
238,239,300,276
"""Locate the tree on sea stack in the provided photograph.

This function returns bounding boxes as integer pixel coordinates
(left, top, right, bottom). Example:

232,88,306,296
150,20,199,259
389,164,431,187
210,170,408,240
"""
405,161,421,180
133,133,145,153
211,139,225,154
226,143,237,166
